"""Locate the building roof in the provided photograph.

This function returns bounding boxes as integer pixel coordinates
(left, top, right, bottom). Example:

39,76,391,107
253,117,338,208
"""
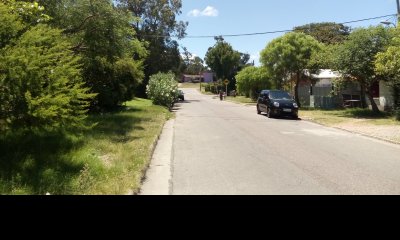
309,69,341,79
182,74,202,78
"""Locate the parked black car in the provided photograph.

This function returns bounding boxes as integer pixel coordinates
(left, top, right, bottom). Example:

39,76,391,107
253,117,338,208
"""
257,90,299,119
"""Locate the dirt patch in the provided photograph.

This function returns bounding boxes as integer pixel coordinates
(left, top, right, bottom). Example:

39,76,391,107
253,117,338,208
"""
333,119,400,144
100,154,113,168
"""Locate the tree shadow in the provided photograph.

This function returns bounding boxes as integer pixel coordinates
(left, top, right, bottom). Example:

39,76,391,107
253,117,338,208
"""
336,108,392,120
0,106,149,194
85,109,147,143
261,114,301,121
0,131,85,194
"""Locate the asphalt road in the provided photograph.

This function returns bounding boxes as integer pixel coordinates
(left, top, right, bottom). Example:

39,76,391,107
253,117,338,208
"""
170,88,400,195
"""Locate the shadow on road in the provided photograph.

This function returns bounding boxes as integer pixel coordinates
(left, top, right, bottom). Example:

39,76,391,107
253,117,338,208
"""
260,114,302,121
171,99,201,112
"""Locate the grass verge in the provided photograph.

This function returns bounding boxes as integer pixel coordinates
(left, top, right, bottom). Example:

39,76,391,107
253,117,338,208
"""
225,96,257,105
0,98,172,195
178,83,201,89
300,108,399,126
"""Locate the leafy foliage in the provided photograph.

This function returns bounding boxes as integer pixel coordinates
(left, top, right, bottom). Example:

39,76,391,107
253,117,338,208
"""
0,23,95,130
336,26,392,112
308,44,340,72
146,72,179,109
375,27,400,118
37,0,147,110
294,22,351,45
236,66,272,99
205,38,241,84
116,0,188,96
260,32,321,106
180,47,206,75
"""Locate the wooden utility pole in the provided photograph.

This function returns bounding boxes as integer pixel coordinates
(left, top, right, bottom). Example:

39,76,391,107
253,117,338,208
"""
397,0,400,22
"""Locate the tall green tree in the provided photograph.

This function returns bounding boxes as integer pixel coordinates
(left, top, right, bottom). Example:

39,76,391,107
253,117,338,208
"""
205,37,241,85
116,0,188,96
260,32,321,107
294,22,351,45
308,44,339,71
336,26,392,113
375,27,400,118
0,1,95,131
38,0,147,110
236,66,272,99
179,47,206,75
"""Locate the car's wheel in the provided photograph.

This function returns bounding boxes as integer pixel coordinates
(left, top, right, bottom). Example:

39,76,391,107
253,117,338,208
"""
266,107,273,118
257,105,261,115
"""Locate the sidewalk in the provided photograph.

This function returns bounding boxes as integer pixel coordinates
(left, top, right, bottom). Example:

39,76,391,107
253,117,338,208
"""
333,119,400,144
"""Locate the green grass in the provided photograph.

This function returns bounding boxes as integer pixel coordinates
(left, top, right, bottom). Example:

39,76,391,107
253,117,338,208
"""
179,82,201,89
300,108,399,126
225,96,257,105
0,98,172,195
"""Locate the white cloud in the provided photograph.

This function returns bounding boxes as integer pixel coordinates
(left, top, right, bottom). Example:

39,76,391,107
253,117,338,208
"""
188,6,218,17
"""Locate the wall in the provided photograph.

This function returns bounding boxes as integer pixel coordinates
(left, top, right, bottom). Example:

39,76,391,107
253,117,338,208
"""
380,81,394,110
203,72,214,83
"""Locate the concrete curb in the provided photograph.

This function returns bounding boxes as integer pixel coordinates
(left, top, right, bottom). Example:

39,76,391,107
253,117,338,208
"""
138,119,175,195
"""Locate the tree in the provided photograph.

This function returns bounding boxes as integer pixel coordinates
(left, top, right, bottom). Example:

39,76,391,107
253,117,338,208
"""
308,44,340,71
116,0,188,96
38,0,147,110
205,39,241,84
0,1,95,131
294,22,351,45
236,66,272,99
375,27,400,119
260,32,321,107
336,26,392,113
179,47,206,75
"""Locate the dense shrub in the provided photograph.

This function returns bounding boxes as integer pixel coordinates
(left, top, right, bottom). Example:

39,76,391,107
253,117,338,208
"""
0,3,95,131
236,66,272,99
146,73,179,109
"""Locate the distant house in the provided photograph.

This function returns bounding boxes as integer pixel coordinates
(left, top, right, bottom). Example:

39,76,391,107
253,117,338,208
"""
181,74,202,83
297,69,394,110
202,72,214,83
181,72,215,83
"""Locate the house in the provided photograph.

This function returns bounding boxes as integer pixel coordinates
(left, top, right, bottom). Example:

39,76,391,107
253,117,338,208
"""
298,69,394,110
181,74,203,83
181,72,215,83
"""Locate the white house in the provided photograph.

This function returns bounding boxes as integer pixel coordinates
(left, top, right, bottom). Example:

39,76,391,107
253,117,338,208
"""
298,69,394,110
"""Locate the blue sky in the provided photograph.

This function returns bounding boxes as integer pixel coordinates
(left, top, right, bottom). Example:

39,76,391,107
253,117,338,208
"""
176,0,398,66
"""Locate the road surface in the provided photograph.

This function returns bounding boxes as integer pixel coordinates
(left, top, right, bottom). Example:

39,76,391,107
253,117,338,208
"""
149,88,400,195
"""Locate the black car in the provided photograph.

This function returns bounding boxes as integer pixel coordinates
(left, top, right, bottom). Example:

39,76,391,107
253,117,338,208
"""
257,90,299,119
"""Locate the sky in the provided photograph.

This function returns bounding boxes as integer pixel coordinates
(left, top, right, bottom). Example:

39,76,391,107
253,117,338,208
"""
176,0,398,66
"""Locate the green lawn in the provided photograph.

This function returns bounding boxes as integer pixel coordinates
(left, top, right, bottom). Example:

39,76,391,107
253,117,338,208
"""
225,96,257,105
0,98,172,195
179,82,201,89
300,108,399,126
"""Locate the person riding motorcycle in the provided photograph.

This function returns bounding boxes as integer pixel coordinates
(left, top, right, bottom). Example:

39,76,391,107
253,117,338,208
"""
219,90,224,101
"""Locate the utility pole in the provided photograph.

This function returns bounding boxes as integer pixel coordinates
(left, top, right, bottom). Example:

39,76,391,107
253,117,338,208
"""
397,0,400,23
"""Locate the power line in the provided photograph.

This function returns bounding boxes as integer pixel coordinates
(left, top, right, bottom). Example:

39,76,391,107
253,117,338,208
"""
138,13,397,39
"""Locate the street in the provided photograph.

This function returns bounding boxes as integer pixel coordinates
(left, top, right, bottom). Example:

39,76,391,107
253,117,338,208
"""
168,88,400,195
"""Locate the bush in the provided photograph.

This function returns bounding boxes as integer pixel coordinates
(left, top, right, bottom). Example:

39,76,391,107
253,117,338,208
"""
146,73,179,109
395,108,400,121
0,24,95,131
